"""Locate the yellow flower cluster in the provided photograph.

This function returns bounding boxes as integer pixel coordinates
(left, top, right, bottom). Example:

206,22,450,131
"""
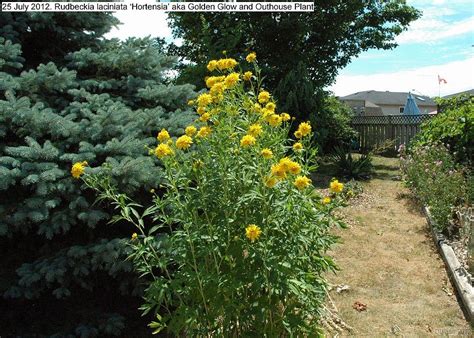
322,197,331,204
207,58,238,72
263,156,310,190
131,233,138,241
197,126,212,138
294,121,312,139
329,179,344,193
245,224,261,242
71,161,88,179
154,125,200,159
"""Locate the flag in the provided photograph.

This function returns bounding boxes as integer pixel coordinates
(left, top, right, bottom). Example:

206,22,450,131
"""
438,75,447,84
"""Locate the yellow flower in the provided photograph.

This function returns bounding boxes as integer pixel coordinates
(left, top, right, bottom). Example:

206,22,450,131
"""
243,71,253,81
71,161,88,179
265,102,276,112
131,233,138,241
322,197,331,205
264,176,278,188
157,129,170,143
271,163,287,180
293,142,303,151
278,157,292,171
196,126,212,138
207,60,218,72
155,143,174,158
210,82,226,96
187,100,195,106
185,125,197,136
287,161,301,175
262,108,273,118
261,148,273,159
281,113,291,121
224,72,240,87
248,124,263,137
197,106,206,115
245,224,261,242
267,114,282,127
205,75,225,88
294,130,303,139
258,90,270,104
297,121,312,137
329,179,344,193
176,135,193,150
246,52,257,63
240,134,256,147
197,93,212,107
199,112,211,122
294,176,312,190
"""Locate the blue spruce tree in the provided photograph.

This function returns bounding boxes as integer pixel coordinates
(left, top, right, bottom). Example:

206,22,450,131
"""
0,14,195,336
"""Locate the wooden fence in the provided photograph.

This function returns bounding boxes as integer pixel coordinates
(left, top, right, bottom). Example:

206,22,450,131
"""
351,114,434,150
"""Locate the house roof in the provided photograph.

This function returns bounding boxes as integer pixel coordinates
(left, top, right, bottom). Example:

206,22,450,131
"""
339,90,436,106
443,89,474,98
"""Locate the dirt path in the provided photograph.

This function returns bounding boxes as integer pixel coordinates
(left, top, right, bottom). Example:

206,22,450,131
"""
324,157,472,336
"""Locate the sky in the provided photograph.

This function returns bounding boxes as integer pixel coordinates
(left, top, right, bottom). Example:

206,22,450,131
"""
105,0,474,97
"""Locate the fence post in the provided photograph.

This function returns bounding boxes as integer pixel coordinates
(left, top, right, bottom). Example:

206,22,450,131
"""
389,115,394,140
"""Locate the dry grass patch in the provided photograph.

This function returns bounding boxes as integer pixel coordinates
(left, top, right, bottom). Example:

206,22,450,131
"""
322,156,472,336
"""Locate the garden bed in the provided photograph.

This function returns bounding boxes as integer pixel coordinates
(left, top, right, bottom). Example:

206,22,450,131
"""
424,207,474,324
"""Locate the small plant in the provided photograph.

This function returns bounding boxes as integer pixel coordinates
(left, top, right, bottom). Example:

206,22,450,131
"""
372,139,398,157
78,53,346,335
332,146,373,180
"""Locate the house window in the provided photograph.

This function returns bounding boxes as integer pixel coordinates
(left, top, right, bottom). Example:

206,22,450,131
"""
399,107,404,114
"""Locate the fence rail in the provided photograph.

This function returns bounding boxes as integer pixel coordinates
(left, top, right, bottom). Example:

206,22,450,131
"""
351,114,434,150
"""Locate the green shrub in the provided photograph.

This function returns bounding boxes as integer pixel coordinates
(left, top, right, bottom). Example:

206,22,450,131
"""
401,143,468,230
83,54,346,335
412,94,473,165
332,146,373,180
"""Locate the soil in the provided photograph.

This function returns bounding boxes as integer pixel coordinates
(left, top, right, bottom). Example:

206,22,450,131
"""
320,156,473,336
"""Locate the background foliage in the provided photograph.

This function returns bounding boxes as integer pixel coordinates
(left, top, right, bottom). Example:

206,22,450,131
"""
0,14,195,336
412,94,473,165
168,0,420,152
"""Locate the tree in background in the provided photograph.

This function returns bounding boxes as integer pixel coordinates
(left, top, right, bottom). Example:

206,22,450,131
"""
168,0,419,152
0,12,119,69
0,14,195,336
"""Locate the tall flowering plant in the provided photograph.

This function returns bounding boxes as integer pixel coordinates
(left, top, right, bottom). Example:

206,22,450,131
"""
79,53,344,335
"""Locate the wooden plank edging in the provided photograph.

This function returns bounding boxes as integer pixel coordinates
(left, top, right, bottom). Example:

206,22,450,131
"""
424,206,474,324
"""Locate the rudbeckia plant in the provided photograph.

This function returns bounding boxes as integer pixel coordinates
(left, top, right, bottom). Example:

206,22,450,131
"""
81,53,345,336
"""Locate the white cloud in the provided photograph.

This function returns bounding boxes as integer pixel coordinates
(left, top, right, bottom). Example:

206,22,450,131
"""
396,16,474,44
105,12,172,40
329,57,474,97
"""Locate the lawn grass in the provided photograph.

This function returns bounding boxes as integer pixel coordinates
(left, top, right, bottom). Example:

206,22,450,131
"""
319,155,472,335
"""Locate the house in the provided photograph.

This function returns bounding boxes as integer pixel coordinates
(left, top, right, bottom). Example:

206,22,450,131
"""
339,90,437,116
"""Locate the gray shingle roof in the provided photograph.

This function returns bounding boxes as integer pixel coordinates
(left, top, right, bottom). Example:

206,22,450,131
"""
339,90,437,106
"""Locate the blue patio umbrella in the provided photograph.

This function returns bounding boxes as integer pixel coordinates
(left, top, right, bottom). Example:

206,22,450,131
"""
403,92,421,115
